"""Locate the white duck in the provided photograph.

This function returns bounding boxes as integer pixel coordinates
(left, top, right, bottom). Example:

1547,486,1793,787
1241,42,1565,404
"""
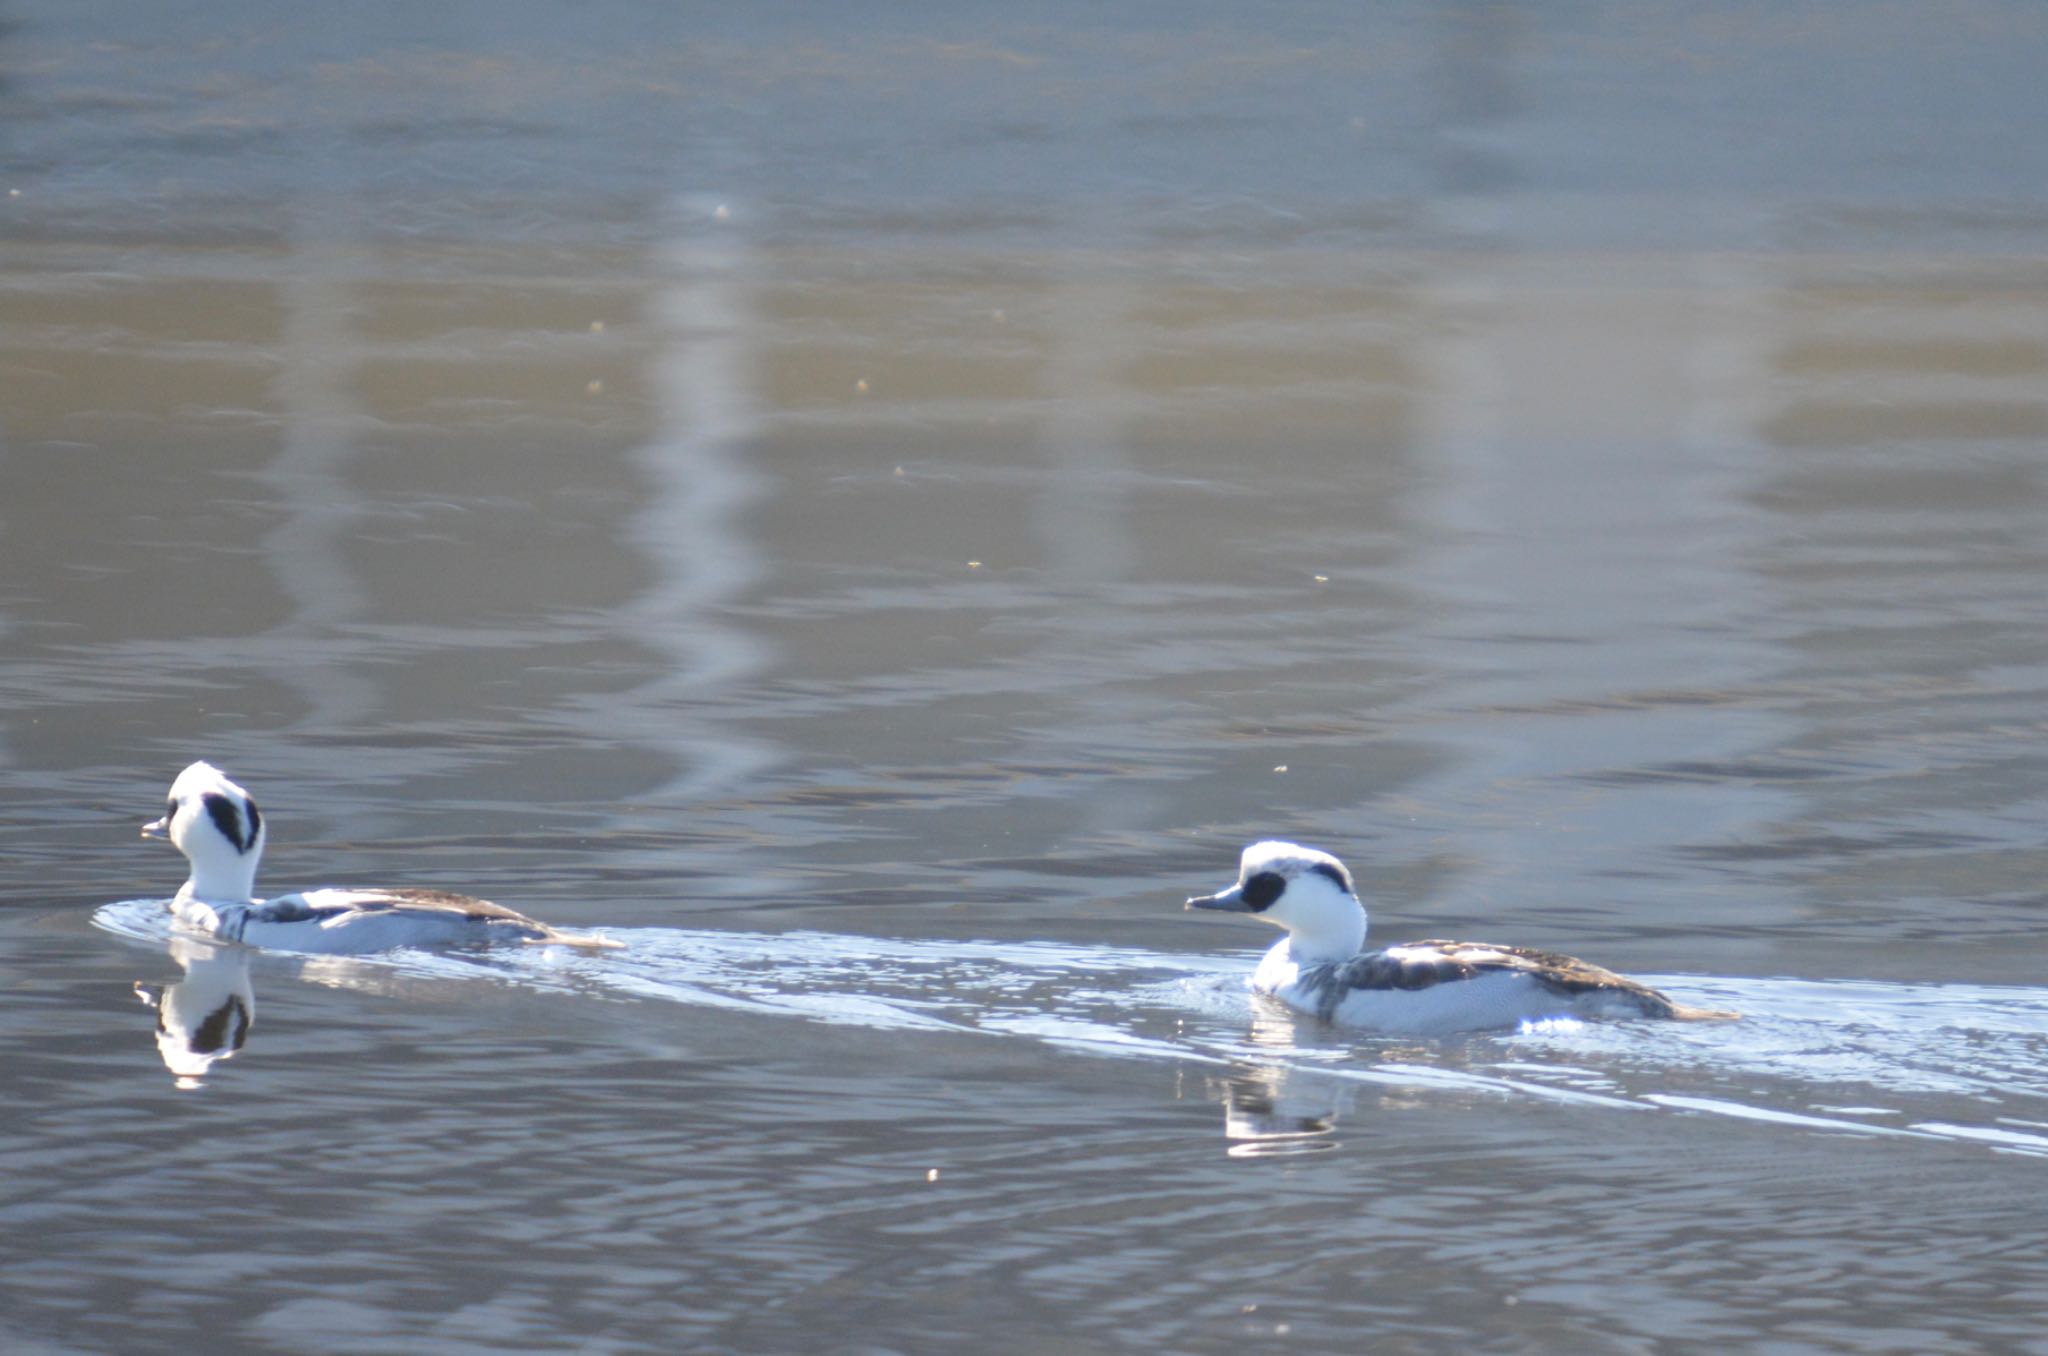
143,760,619,954
1186,840,1734,1034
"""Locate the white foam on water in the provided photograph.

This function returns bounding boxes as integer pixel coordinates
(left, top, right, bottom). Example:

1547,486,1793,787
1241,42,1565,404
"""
95,898,2048,1158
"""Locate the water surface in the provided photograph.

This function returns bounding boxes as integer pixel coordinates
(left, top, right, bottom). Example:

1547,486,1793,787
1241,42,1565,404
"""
6,3,2048,1353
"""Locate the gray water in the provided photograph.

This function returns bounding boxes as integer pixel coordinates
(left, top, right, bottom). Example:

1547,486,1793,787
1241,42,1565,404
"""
8,3,2048,1353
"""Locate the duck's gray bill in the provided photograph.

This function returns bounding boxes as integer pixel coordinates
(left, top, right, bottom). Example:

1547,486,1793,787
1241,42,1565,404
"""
1185,886,1249,913
141,816,170,840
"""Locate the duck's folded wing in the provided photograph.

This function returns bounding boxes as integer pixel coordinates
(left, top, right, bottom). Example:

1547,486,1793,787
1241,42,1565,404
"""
1329,940,1650,996
1390,939,1647,993
1305,941,1733,1024
1323,944,1485,992
254,888,619,949
255,887,517,923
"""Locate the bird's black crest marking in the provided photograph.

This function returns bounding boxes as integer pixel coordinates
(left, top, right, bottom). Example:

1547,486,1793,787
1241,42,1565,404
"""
1241,871,1285,912
202,793,257,853
1306,860,1353,894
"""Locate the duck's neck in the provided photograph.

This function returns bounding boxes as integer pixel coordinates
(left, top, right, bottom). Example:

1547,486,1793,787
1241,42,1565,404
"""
1282,902,1368,965
178,857,259,908
169,895,240,938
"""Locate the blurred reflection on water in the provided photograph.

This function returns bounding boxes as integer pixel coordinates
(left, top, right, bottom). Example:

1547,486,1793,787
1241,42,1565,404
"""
614,195,776,806
6,1,2048,1352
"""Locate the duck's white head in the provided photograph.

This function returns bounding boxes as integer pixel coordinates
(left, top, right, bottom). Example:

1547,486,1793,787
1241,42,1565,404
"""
142,761,266,905
1185,839,1366,963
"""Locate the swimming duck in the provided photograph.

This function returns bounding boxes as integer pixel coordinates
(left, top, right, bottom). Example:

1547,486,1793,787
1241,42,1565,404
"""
143,760,619,954
1186,840,1734,1033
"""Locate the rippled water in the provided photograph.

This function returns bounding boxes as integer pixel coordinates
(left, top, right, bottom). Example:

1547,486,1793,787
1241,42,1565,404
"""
92,899,2048,1154
8,2,2048,1353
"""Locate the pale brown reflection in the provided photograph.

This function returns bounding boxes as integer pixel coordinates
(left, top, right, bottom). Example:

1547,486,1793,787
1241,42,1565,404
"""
259,203,379,729
1023,270,1151,835
1764,264,2048,449
1731,257,2048,923
1036,272,1138,592
1405,253,1796,938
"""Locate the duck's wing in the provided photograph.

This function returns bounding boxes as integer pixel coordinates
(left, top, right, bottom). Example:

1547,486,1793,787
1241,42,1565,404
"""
1296,940,1734,1024
255,887,532,925
1366,939,1735,1019
1316,939,1659,1002
1387,939,1649,995
261,888,622,949
1320,943,1490,993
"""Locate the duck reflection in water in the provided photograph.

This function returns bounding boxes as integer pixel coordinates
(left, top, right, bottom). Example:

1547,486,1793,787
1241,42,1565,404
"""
133,936,253,1088
1210,1062,1345,1158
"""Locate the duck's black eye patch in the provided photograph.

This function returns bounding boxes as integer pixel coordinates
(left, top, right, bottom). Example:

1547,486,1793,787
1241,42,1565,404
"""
202,793,257,853
1307,861,1352,894
1241,871,1286,911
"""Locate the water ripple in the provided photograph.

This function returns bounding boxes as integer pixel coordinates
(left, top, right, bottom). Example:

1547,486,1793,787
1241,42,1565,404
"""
94,898,2048,1158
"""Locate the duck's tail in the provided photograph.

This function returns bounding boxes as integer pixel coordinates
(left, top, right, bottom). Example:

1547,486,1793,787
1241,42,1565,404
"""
1666,1002,1740,1021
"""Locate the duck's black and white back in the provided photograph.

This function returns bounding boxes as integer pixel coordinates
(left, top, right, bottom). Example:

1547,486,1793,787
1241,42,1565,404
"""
142,761,619,955
1186,840,1734,1034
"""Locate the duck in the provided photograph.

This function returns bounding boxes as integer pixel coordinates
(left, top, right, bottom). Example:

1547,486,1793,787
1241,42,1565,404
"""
1186,840,1735,1033
142,760,620,954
